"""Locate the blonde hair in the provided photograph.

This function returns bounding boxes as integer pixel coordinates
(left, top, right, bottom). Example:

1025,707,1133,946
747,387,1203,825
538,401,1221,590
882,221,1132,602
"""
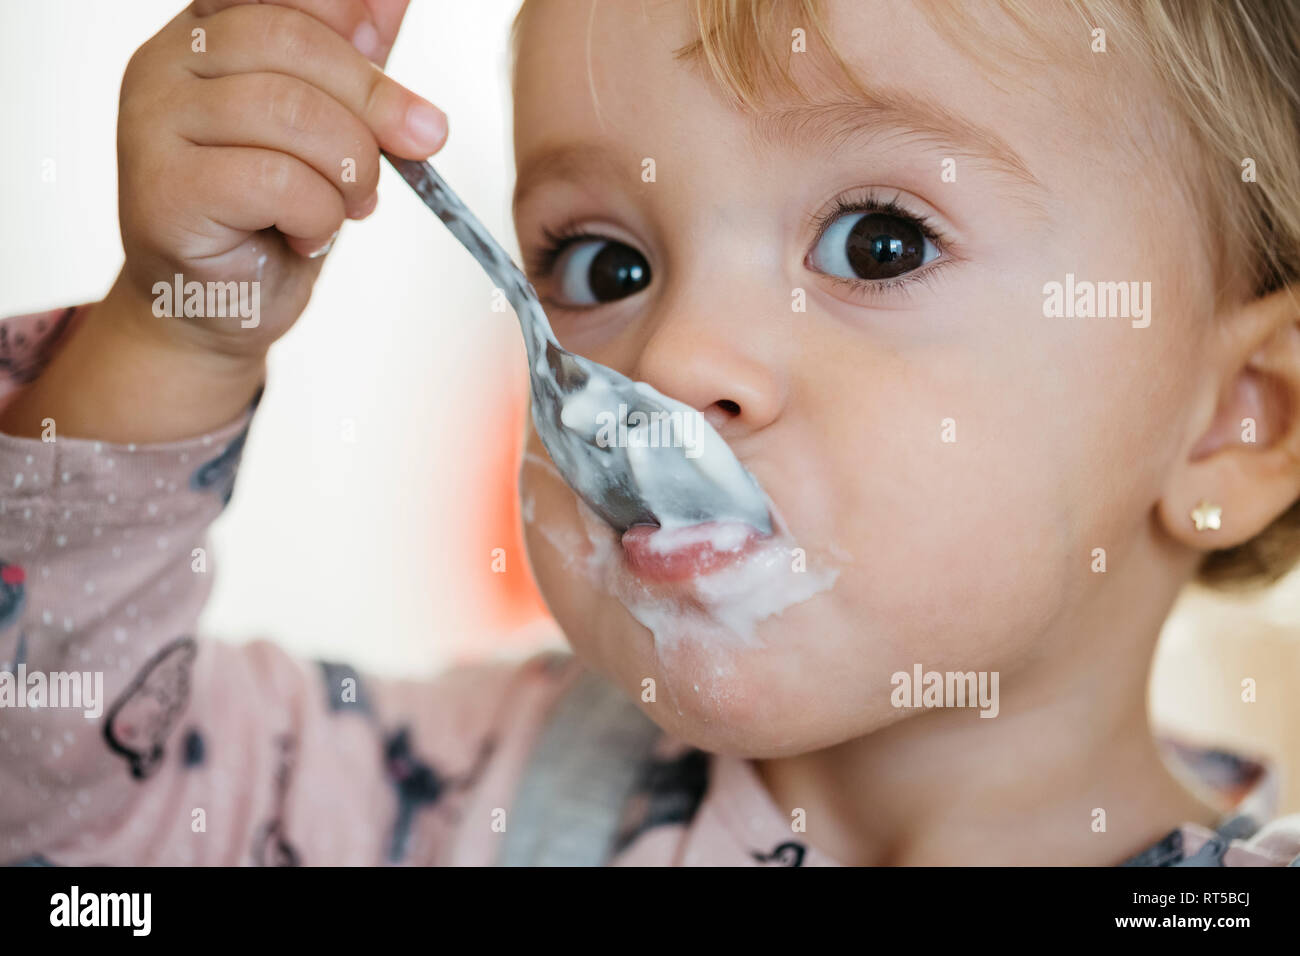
516,0,1300,587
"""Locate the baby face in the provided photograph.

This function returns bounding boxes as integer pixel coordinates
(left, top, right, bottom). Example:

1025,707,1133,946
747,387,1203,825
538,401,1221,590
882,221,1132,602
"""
512,0,1214,756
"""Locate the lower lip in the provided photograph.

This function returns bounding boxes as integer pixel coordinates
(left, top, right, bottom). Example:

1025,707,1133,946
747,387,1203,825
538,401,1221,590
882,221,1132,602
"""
620,522,763,583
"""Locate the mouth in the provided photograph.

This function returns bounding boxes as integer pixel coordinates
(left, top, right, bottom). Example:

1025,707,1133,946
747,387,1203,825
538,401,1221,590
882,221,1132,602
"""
620,521,767,583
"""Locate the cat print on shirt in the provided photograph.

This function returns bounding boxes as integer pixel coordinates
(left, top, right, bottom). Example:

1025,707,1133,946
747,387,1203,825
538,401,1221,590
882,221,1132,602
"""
189,425,249,508
252,733,302,867
751,841,807,867
0,306,75,386
613,745,710,856
315,661,497,864
102,636,198,779
384,727,494,863
181,727,205,768
188,385,262,508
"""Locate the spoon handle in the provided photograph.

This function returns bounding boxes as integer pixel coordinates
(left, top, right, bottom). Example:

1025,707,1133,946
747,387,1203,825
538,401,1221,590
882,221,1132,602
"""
382,152,557,354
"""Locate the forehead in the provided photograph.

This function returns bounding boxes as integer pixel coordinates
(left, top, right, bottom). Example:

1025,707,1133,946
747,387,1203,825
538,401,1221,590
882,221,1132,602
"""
511,0,1147,157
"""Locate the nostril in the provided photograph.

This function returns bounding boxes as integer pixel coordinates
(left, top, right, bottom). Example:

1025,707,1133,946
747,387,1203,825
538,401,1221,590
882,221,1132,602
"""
703,399,742,432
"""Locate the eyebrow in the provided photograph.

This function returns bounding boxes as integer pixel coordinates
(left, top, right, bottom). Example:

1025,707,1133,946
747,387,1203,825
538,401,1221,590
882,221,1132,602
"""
749,90,1045,196
513,145,628,216
512,89,1047,215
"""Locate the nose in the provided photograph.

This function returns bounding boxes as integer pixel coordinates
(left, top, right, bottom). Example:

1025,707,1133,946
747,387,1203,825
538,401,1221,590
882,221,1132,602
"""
627,285,788,438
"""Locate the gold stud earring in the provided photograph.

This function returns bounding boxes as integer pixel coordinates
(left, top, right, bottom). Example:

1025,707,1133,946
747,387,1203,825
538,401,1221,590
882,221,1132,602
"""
1190,500,1222,532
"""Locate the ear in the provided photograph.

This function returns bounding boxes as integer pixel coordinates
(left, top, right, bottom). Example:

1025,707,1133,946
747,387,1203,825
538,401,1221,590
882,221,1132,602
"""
1158,286,1300,550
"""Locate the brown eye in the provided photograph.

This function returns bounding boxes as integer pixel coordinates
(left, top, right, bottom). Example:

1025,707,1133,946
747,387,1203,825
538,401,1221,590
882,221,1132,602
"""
811,210,938,281
553,239,651,306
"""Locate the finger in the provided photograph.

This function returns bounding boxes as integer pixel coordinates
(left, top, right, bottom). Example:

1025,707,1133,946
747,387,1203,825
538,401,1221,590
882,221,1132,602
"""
186,146,348,255
180,73,380,218
191,0,383,61
357,0,411,64
192,4,447,159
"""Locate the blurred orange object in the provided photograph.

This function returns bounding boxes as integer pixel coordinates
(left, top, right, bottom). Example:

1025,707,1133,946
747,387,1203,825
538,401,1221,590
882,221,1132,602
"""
476,378,551,637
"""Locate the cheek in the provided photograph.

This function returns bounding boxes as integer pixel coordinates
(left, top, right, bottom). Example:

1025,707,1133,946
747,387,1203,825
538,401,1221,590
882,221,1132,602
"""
809,310,1201,674
519,428,644,684
805,352,1078,672
519,433,594,621
852,438,1071,674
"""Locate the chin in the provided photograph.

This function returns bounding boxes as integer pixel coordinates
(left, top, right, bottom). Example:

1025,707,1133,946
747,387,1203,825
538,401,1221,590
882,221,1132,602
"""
543,567,875,758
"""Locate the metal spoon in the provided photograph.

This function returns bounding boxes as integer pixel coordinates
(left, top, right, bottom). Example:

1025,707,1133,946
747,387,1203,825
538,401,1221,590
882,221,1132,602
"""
383,153,772,536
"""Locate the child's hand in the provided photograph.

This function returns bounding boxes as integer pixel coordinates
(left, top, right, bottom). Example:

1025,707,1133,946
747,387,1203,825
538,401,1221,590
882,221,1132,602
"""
0,0,443,443
116,0,444,357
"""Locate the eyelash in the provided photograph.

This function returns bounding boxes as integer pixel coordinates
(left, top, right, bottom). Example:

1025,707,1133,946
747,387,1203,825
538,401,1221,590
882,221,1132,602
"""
806,192,953,299
524,191,954,304
526,223,603,278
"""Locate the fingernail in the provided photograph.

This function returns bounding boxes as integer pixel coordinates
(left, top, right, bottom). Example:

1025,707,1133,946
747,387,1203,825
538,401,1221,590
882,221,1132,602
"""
405,102,448,151
351,21,382,61
307,231,339,259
